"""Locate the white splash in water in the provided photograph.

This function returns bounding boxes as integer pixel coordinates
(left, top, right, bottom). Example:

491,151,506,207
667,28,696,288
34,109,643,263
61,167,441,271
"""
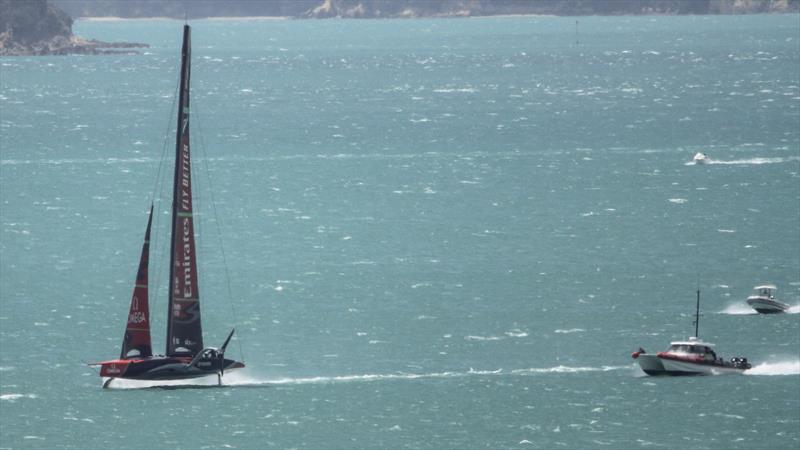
745,359,800,376
720,302,800,315
104,376,222,389
719,302,757,315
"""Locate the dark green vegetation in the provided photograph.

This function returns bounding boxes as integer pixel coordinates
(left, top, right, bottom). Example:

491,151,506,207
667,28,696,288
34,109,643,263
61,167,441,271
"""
0,0,146,55
1,0,71,44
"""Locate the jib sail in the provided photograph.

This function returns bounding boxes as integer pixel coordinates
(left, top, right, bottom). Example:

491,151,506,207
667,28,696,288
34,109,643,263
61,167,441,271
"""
120,205,154,359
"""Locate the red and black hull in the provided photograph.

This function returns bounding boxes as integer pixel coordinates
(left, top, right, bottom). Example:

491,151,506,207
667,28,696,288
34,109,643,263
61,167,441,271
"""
98,356,244,381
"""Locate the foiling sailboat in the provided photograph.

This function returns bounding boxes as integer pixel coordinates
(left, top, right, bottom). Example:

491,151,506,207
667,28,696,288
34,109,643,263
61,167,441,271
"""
91,25,244,388
632,289,751,376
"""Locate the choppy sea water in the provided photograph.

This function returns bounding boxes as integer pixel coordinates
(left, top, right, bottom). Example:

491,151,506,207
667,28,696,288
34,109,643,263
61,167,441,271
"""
1,15,799,449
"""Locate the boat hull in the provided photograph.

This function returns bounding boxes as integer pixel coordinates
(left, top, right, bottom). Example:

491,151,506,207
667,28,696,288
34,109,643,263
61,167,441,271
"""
635,354,746,376
635,354,674,376
98,356,245,381
659,356,744,375
746,297,789,314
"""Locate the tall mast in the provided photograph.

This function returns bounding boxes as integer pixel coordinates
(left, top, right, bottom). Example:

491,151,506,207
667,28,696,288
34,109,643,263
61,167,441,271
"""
166,24,203,356
694,288,700,338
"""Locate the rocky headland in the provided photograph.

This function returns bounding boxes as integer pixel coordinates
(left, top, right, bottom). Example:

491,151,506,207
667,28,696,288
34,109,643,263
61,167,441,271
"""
0,0,147,56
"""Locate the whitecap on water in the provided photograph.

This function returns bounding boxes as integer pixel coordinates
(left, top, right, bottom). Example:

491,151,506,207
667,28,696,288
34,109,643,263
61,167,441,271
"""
1,393,37,402
554,328,584,334
505,329,528,338
432,87,477,93
465,335,502,341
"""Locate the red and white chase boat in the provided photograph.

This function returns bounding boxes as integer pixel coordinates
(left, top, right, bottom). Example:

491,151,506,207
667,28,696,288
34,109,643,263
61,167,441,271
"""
90,25,244,388
632,289,751,376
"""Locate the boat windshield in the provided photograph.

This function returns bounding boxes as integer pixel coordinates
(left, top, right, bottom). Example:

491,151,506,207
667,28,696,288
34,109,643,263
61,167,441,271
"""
667,344,714,356
668,344,692,354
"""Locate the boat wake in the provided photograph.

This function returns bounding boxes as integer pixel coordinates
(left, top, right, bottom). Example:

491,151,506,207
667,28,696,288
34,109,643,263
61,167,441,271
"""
745,359,800,376
720,302,800,315
686,156,800,166
234,365,627,386
710,156,800,165
103,365,628,389
719,303,758,315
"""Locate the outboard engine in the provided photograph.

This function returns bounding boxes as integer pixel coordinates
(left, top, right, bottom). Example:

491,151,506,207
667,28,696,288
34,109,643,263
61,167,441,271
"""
730,357,751,370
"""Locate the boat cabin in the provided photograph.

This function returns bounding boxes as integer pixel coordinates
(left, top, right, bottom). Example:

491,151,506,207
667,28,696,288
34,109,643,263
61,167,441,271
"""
752,285,776,299
665,338,717,360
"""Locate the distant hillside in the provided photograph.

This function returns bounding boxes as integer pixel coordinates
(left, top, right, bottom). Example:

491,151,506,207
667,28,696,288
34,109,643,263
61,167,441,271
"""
300,0,796,18
4,0,796,55
51,0,800,19
0,0,147,55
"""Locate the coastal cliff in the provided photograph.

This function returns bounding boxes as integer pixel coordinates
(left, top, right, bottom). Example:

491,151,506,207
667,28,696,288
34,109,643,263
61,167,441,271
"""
0,0,147,56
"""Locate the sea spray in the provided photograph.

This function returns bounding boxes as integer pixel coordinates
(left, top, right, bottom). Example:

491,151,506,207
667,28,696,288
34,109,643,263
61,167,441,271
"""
720,302,758,315
720,302,800,315
745,359,800,376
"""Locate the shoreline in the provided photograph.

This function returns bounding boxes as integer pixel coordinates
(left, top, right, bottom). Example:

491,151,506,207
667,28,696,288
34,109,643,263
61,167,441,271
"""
73,12,799,22
78,16,290,22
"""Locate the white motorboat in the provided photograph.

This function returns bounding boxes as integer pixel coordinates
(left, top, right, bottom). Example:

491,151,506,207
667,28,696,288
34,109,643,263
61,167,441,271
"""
632,337,750,376
746,285,788,314
632,289,751,376
692,152,709,164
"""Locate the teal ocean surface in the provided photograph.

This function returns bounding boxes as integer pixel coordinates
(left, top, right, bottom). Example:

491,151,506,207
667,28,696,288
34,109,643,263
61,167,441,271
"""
2,15,799,449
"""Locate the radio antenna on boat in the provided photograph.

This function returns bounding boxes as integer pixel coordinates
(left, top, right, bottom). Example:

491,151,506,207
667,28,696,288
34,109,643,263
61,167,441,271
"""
693,288,701,338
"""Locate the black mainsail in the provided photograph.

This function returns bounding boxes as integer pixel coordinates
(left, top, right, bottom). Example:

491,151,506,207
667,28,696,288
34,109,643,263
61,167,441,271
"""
166,24,203,357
